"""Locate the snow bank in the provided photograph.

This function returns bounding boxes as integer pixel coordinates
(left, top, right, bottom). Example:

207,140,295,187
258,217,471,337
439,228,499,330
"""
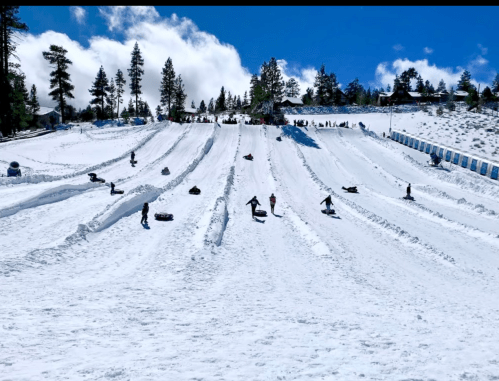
282,104,422,115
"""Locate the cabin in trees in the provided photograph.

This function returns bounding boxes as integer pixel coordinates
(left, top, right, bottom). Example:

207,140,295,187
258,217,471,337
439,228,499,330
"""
278,97,303,108
35,107,61,128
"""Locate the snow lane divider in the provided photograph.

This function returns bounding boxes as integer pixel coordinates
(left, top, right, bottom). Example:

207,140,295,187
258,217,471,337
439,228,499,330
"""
0,182,102,219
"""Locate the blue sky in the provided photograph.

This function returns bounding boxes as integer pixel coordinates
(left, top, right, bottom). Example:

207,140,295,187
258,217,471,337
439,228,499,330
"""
15,6,499,109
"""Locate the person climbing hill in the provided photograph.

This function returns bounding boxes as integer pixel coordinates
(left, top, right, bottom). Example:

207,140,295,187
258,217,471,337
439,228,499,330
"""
110,182,115,195
269,193,276,214
131,151,135,161
320,195,334,214
246,196,261,219
141,202,149,224
407,183,411,197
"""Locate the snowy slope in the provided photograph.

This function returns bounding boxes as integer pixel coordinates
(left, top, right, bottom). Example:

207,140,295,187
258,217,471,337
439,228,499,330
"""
1,120,499,380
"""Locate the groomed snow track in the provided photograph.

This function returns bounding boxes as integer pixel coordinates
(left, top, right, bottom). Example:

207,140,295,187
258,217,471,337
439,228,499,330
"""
0,121,498,380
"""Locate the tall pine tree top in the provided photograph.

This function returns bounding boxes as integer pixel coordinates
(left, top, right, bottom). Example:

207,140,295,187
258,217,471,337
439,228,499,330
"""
128,42,144,115
457,70,474,92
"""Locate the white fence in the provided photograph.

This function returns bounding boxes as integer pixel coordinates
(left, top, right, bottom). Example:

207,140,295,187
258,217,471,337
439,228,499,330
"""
390,129,499,180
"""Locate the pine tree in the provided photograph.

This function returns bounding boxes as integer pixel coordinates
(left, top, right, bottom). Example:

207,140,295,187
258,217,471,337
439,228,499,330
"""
191,100,195,109
159,57,176,117
28,84,40,125
263,57,284,105
437,79,446,92
0,6,29,136
344,78,364,104
127,41,144,117
108,78,116,119
314,64,328,105
208,98,214,113
326,72,338,105
491,73,499,93
302,87,314,105
143,101,151,117
137,98,145,118
249,74,259,104
457,70,474,92
386,84,391,92
155,105,162,118
42,44,74,124
10,70,31,130
482,86,494,103
415,75,424,93
236,95,242,109
243,91,248,107
115,69,126,122
89,65,110,119
285,78,300,98
199,99,206,113
393,74,401,92
446,87,456,111
173,74,186,114
215,86,226,112
127,98,135,117
226,91,232,110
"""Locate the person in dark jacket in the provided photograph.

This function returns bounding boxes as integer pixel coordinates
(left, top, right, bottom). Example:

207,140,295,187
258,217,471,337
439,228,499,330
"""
269,193,276,214
131,151,135,161
320,195,334,214
406,183,411,197
141,202,149,224
110,182,115,195
246,196,261,218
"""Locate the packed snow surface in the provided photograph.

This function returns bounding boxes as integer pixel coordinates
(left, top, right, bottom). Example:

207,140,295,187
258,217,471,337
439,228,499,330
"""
1,116,499,380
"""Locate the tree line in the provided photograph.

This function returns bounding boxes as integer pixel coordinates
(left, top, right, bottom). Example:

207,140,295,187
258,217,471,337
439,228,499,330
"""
2,6,499,137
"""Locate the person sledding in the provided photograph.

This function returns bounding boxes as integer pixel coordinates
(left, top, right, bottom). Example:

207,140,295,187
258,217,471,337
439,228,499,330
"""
429,152,441,167
320,195,335,215
243,153,253,160
342,186,358,193
269,193,276,214
246,196,261,218
403,183,414,200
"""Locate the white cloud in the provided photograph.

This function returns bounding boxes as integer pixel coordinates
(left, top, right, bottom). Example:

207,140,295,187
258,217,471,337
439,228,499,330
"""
375,58,490,91
276,59,316,96
393,44,404,51
70,6,87,25
478,43,488,55
98,6,159,32
15,12,257,112
470,55,488,66
424,47,433,54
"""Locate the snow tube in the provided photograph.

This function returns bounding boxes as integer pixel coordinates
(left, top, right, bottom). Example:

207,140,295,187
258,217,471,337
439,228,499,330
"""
9,161,19,169
161,167,170,175
88,174,105,183
189,189,201,195
321,209,336,215
342,186,358,193
155,213,173,221
276,136,282,141
254,210,267,217
243,155,253,160
130,160,137,164
111,189,124,195
403,195,415,201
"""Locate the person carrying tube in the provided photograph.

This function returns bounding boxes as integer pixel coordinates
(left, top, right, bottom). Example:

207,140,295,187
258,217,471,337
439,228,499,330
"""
320,195,334,214
246,196,261,219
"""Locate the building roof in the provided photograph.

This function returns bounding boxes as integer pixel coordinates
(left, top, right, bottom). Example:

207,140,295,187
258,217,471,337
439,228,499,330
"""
281,96,303,105
379,92,394,97
408,92,422,98
35,107,61,116
181,107,198,114
454,90,468,97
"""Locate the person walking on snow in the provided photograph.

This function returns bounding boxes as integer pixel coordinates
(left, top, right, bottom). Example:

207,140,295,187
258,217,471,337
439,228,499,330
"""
131,151,135,162
406,183,411,197
141,202,149,224
320,195,334,214
269,193,276,214
246,196,261,218
110,182,115,195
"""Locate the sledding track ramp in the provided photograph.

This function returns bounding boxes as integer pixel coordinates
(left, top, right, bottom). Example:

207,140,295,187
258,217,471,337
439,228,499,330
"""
1,121,499,380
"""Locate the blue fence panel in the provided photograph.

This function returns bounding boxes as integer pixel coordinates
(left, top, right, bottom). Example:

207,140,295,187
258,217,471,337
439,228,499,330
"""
396,133,400,141
491,166,498,179
404,137,409,145
426,144,431,154
438,148,444,158
470,159,478,171
461,156,469,168
414,140,419,149
480,162,488,175
432,146,438,154
420,142,425,151
453,153,460,164
445,151,452,161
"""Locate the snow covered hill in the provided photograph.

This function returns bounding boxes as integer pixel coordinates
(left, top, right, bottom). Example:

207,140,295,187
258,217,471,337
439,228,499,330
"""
1,117,498,380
